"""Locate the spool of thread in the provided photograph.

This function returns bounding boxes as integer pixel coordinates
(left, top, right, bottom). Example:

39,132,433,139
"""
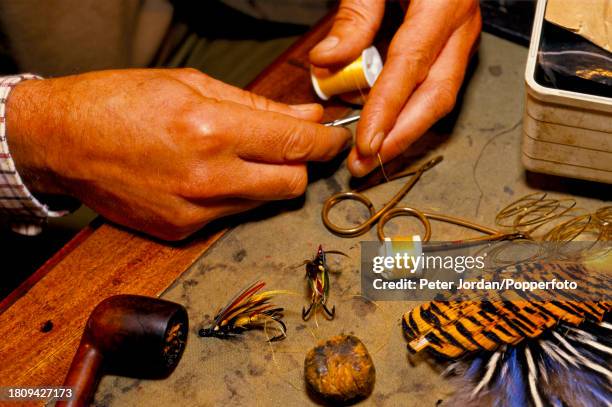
311,46,383,101
379,235,423,279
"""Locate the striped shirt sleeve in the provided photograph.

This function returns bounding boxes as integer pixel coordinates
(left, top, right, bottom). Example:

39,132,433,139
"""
0,74,68,236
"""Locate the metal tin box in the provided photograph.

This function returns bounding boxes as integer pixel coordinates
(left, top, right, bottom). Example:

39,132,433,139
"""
523,0,612,183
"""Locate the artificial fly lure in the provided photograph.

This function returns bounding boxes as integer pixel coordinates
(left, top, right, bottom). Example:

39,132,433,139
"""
199,280,287,342
402,262,611,407
302,245,347,321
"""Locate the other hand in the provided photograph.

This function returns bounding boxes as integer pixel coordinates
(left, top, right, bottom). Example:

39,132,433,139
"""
310,0,481,176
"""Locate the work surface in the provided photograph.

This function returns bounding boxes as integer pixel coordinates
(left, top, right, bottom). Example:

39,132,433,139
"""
93,33,608,406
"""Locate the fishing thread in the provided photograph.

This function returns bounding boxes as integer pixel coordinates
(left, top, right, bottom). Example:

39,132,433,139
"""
311,46,383,101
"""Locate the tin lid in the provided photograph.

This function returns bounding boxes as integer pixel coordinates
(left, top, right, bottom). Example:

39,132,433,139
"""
525,0,612,113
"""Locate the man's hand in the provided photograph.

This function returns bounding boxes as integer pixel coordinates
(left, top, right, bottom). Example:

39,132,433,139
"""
6,69,350,240
310,0,481,176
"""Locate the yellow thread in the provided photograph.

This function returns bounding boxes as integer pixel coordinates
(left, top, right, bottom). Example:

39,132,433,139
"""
316,55,369,97
265,319,303,393
377,153,389,183
311,46,382,100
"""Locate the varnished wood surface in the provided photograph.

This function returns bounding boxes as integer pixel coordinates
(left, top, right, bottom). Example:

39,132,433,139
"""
0,11,350,392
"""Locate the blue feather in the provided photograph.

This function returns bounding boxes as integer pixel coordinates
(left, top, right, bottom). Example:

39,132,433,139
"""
550,395,563,407
504,348,528,407
465,355,484,381
442,319,611,406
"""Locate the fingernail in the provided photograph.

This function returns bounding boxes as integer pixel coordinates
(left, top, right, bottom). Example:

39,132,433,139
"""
314,36,339,53
368,132,385,155
290,103,318,111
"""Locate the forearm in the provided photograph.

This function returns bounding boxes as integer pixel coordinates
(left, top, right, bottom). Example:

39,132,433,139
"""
0,75,69,235
6,77,66,196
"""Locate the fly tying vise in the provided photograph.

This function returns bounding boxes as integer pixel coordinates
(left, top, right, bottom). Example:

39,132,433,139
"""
302,245,347,321
199,280,287,342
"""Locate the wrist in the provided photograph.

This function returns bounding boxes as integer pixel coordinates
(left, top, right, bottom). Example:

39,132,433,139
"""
6,77,67,196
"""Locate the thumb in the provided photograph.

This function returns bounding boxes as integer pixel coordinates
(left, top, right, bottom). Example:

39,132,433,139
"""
309,0,385,67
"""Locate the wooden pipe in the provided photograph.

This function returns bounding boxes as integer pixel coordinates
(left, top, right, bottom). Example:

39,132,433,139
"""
57,295,188,407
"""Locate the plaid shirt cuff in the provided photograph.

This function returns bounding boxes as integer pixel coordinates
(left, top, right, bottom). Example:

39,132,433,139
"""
0,74,68,236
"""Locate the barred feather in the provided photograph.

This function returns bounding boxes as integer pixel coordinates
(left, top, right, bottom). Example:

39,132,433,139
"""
403,262,610,359
404,299,610,359
403,262,611,407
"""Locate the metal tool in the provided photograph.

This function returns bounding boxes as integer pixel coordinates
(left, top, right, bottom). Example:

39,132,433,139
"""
322,155,527,242
324,115,361,127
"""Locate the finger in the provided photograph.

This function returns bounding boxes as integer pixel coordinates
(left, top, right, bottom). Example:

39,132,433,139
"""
309,0,385,67
190,198,262,219
237,162,308,200
349,11,481,177
201,162,309,201
210,101,351,163
168,68,324,122
356,0,472,157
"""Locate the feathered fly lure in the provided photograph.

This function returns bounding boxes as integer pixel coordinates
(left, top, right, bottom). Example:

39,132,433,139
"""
403,262,611,407
199,280,287,342
302,245,347,321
